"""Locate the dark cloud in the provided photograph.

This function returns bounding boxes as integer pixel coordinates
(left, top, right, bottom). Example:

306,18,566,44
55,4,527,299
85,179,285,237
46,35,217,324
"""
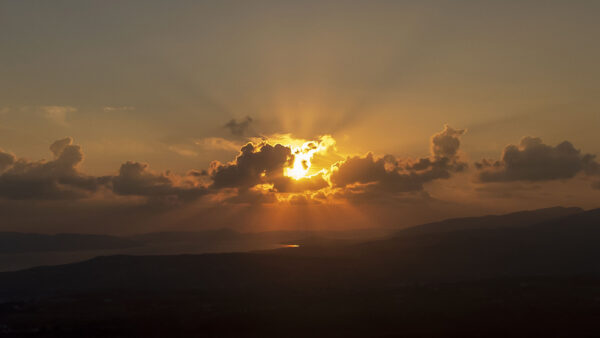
109,161,208,202
431,125,465,159
49,137,74,157
583,154,600,177
0,138,208,202
271,174,329,193
209,142,292,190
187,169,208,177
475,137,600,184
0,137,98,199
331,153,417,192
208,141,332,195
224,116,253,136
0,150,16,173
330,125,467,194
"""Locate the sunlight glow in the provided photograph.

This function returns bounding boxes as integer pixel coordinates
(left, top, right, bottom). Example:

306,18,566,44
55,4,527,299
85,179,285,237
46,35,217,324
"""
283,136,336,180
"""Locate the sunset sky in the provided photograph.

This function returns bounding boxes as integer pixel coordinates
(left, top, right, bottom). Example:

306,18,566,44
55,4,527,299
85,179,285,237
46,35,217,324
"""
1,1,599,234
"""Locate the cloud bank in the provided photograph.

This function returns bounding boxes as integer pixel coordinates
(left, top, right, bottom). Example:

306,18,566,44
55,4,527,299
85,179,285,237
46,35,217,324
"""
0,125,469,204
109,161,207,201
0,138,207,202
0,137,98,199
475,137,600,188
1,123,600,234
330,126,467,194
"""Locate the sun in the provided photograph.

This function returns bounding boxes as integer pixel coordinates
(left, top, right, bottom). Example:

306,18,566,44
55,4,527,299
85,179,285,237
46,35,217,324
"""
286,148,313,179
282,136,335,180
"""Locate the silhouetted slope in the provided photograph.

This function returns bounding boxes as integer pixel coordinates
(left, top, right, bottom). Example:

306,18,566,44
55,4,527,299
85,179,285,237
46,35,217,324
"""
1,208,599,299
397,206,583,236
2,208,600,337
0,253,356,301
345,208,600,280
0,232,140,253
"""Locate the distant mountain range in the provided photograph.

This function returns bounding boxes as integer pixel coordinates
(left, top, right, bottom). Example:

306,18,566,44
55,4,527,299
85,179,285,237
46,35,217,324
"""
0,206,584,254
0,226,390,272
0,232,141,253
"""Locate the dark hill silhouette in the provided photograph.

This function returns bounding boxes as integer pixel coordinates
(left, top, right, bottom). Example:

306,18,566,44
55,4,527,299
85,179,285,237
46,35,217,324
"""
2,207,600,337
1,207,599,297
397,206,583,236
342,207,600,281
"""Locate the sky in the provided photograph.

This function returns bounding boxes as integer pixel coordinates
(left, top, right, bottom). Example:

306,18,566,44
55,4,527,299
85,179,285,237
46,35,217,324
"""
0,1,599,234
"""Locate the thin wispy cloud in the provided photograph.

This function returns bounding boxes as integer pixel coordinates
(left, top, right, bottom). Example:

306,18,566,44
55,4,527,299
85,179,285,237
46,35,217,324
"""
103,106,135,112
41,106,76,127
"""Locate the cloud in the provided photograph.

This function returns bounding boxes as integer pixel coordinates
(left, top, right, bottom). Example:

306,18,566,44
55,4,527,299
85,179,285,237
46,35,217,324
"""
1,124,598,234
0,137,98,199
221,187,278,205
108,161,208,202
103,106,135,112
330,125,467,194
287,193,321,205
207,134,337,196
0,138,208,202
475,137,600,184
6,125,596,218
0,150,16,173
224,116,253,136
271,174,330,193
199,126,467,203
209,142,292,190
50,137,75,158
431,125,466,159
42,106,76,126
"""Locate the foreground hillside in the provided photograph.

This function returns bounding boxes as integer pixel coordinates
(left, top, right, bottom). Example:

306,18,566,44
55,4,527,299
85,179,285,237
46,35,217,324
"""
1,207,600,337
